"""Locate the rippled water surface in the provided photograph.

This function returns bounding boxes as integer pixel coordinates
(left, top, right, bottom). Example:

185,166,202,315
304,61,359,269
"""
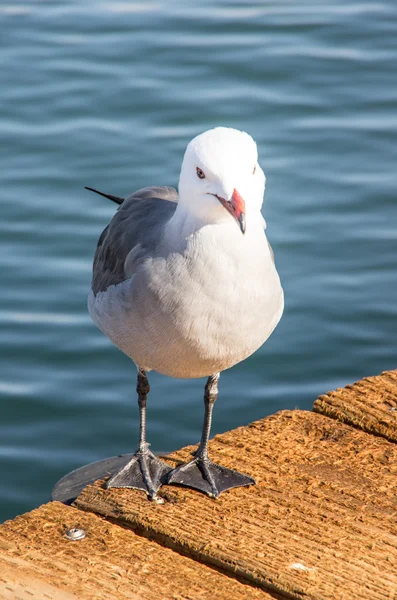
1,1,396,522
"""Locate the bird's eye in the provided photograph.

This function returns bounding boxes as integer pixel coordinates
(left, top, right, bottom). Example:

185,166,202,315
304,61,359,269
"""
252,164,256,175
196,167,206,179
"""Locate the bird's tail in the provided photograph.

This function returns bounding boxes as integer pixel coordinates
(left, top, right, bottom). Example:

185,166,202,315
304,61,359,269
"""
85,186,124,205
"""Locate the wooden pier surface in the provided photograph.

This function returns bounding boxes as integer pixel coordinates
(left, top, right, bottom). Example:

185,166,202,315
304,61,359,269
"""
1,369,397,600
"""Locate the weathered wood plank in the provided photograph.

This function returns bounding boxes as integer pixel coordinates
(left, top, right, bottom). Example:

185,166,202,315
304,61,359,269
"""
0,502,271,600
314,369,397,442
75,410,397,600
0,557,79,600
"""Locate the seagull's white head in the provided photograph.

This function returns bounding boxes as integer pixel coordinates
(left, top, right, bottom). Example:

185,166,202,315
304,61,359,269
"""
178,127,266,234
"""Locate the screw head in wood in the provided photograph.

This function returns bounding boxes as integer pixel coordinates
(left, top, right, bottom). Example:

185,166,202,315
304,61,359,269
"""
65,527,86,541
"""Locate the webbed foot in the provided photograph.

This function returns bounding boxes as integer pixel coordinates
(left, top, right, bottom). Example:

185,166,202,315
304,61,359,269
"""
168,457,255,498
107,446,172,502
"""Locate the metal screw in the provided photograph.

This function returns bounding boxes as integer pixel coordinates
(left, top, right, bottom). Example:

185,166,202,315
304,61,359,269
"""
65,528,86,541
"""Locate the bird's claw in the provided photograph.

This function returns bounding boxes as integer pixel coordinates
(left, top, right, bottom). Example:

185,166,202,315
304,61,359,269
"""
167,456,255,498
107,449,172,499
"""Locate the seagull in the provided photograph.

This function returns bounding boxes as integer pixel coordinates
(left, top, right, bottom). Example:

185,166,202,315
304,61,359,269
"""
86,127,284,502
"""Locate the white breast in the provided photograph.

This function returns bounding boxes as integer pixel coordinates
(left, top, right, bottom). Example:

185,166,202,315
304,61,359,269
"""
89,221,283,378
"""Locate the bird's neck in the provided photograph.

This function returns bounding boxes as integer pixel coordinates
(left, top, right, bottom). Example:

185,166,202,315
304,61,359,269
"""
166,202,225,240
164,200,265,254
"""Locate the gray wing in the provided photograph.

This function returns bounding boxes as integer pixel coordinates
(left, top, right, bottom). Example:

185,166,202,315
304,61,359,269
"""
92,186,178,295
267,239,275,265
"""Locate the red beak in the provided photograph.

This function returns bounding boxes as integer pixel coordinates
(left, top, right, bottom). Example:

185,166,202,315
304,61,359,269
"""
213,188,246,234
230,189,246,234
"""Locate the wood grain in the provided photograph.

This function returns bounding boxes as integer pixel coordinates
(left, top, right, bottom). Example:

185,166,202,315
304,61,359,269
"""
0,502,271,600
75,410,397,600
314,369,397,442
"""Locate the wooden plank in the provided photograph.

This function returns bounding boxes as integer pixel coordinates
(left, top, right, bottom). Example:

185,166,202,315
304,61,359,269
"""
0,502,271,600
313,369,397,442
75,410,397,600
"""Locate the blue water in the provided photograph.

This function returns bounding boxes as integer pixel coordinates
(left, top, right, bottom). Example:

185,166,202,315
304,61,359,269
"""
1,1,396,523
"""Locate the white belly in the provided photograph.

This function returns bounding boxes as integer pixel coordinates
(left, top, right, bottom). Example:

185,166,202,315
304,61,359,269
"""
88,227,284,378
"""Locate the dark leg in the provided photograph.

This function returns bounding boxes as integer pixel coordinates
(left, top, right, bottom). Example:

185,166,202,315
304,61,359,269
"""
167,374,255,498
106,368,172,502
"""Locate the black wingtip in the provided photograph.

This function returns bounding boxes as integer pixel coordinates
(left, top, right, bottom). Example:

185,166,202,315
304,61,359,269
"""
85,186,124,205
